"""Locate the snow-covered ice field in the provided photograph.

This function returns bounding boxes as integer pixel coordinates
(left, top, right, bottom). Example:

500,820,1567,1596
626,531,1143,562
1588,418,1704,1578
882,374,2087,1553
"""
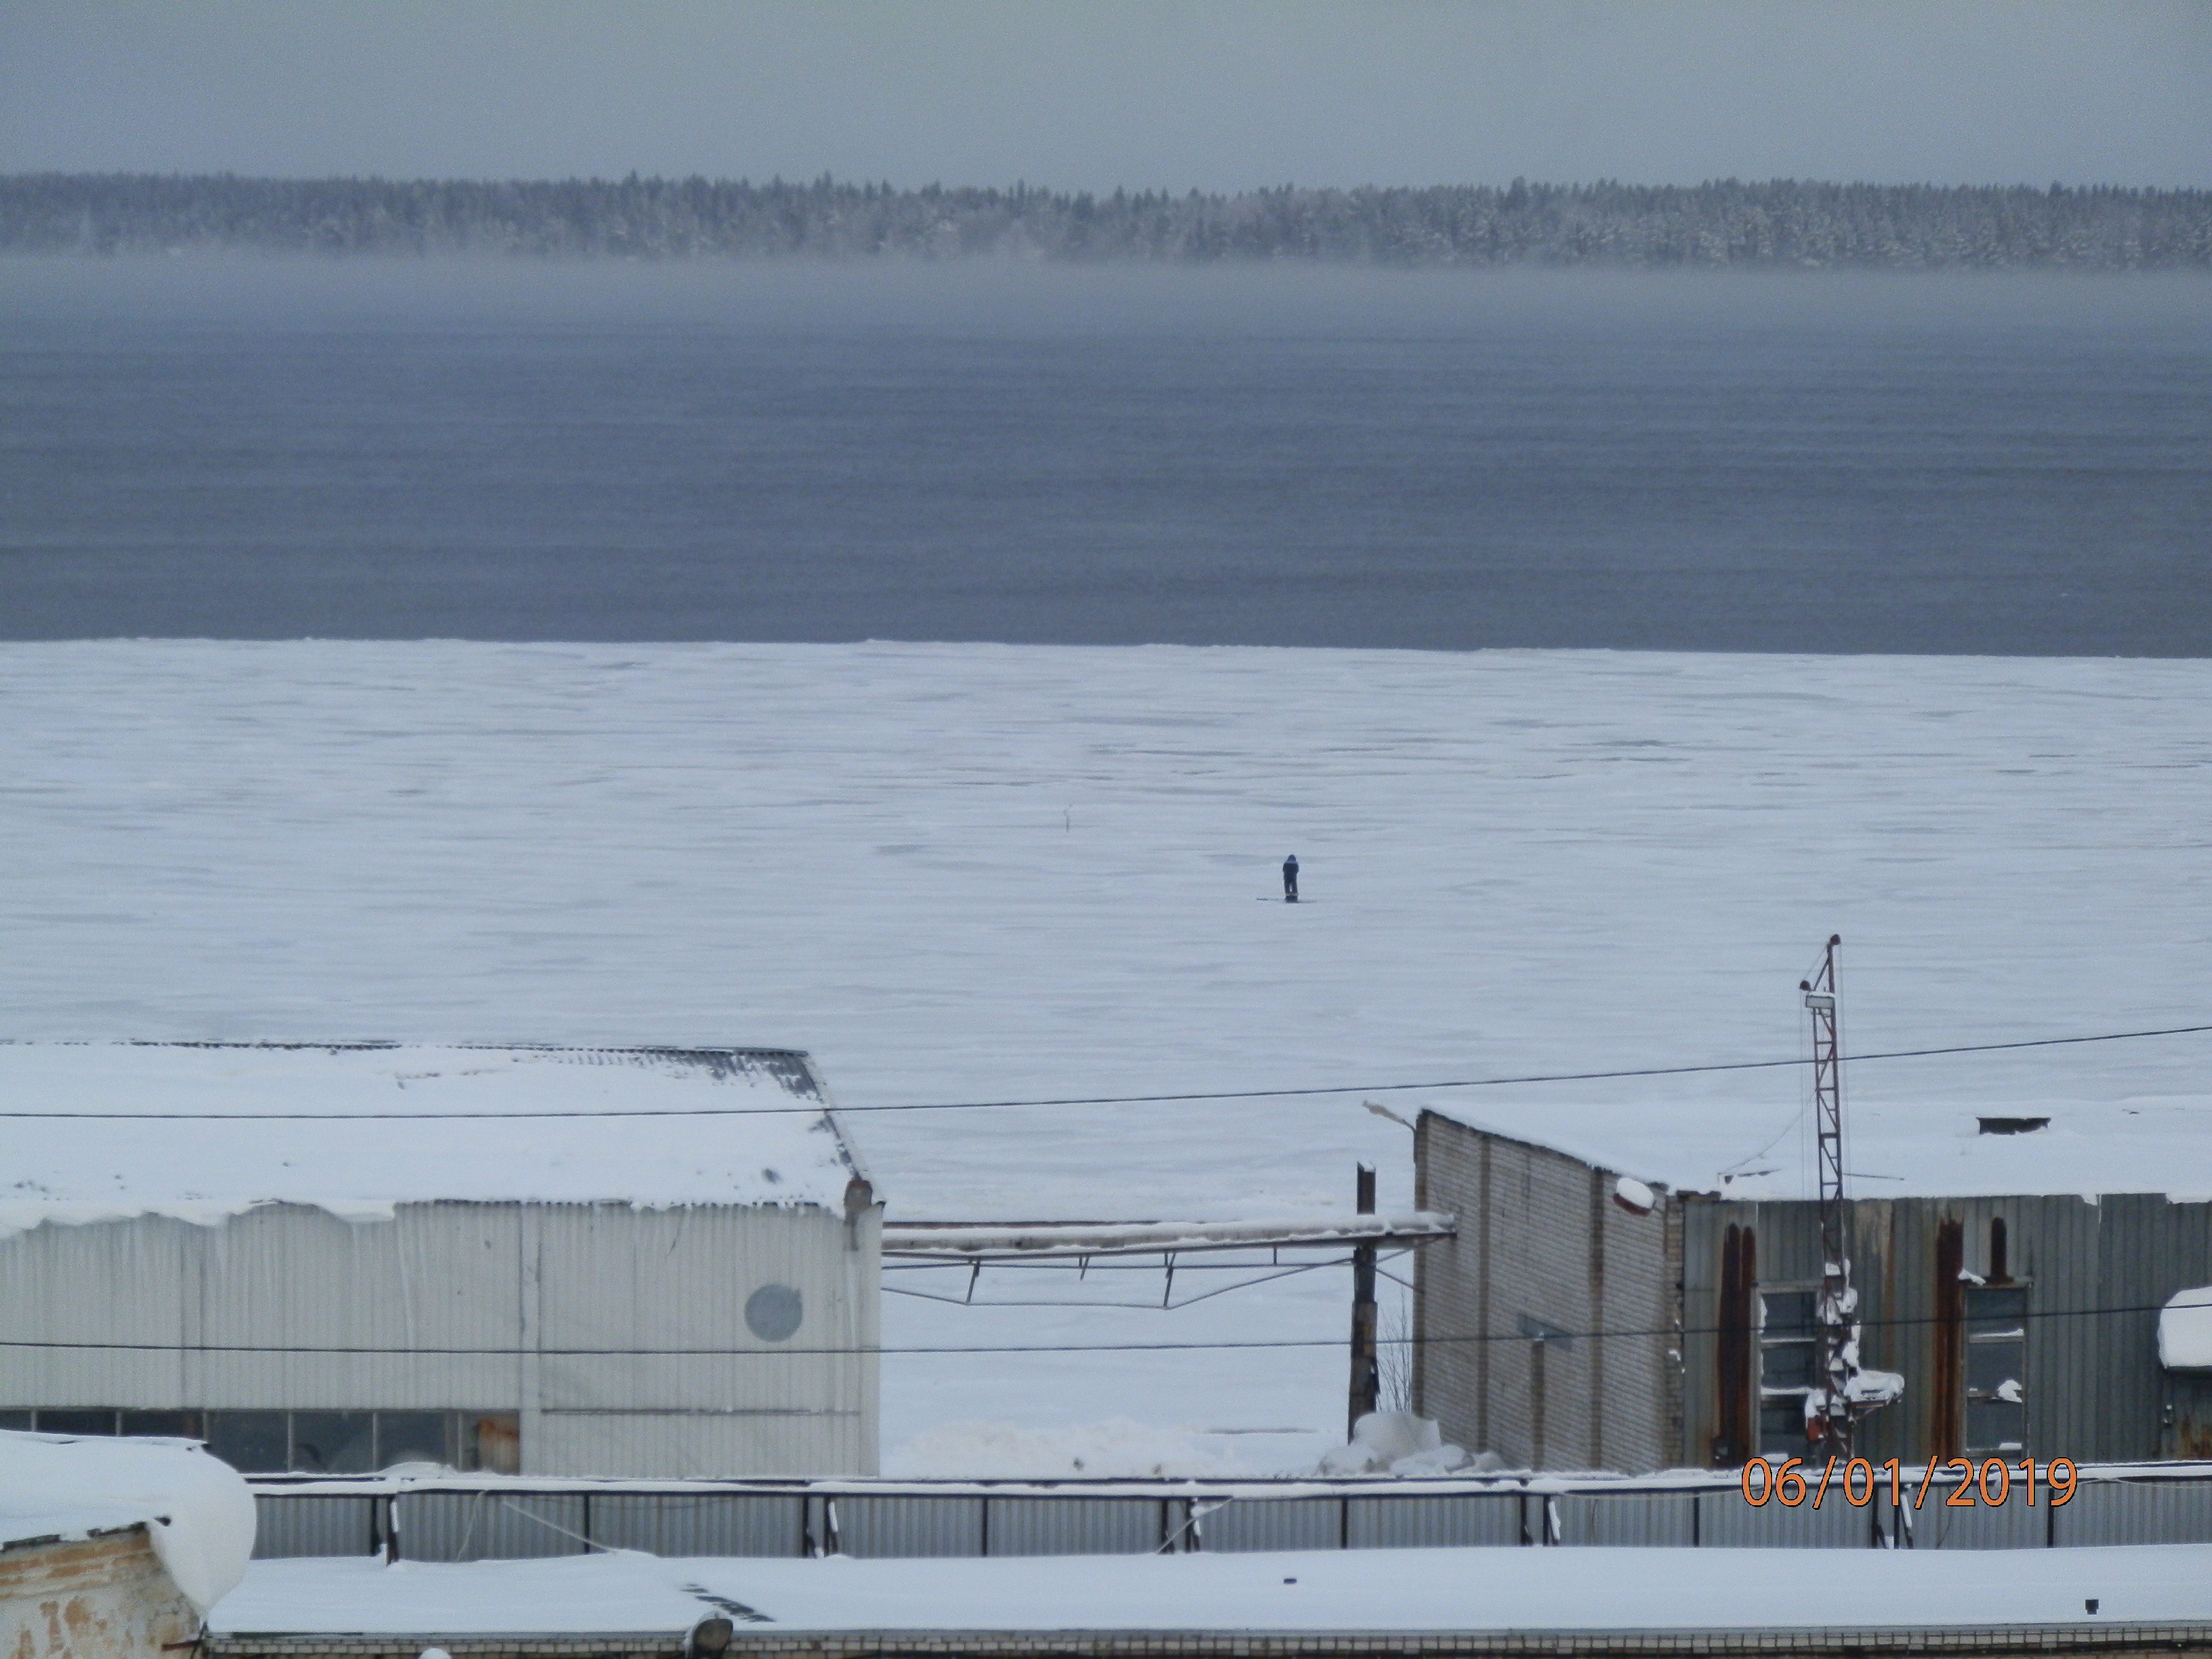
4,642,2209,1473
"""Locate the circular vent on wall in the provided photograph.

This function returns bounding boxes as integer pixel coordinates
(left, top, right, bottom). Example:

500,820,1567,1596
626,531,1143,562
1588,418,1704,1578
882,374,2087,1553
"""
745,1283,804,1342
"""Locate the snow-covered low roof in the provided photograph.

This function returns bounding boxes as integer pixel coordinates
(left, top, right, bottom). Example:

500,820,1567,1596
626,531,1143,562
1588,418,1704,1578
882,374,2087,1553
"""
213,1542,2212,1637
0,1043,867,1234
1,1431,256,1612
1427,1092,2212,1202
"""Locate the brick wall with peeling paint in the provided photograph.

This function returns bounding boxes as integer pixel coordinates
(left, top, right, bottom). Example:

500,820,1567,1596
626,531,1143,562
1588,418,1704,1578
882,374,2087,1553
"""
1414,1113,1681,1473
0,1526,197,1659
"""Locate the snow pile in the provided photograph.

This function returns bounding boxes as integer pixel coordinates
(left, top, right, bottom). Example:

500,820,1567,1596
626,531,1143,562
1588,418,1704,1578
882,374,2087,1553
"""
1612,1176,1657,1215
2160,1287,2212,1371
1316,1412,1492,1477
886,1418,1244,1479
0,1431,255,1614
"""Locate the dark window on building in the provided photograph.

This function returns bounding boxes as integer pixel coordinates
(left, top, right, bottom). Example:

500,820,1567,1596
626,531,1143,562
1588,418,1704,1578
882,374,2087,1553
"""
22,1408,522,1473
205,1411,291,1473
375,1412,450,1469
37,1409,120,1436
120,1410,205,1437
292,1412,376,1474
1963,1285,2028,1454
1757,1287,1821,1457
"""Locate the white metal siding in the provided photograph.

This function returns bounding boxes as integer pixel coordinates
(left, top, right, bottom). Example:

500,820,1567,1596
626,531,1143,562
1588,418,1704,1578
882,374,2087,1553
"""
0,1200,880,1477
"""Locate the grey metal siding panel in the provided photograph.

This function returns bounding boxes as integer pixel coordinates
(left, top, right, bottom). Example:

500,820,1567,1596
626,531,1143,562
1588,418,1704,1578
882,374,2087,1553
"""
250,1495,379,1559
1199,1498,1342,1553
586,1493,806,1557
1555,1491,1696,1547
394,1490,588,1561
1345,1494,1521,1549
2057,1479,2212,1546
834,1496,984,1558
1695,1488,1871,1548
1906,1488,2047,1549
983,1498,1161,1557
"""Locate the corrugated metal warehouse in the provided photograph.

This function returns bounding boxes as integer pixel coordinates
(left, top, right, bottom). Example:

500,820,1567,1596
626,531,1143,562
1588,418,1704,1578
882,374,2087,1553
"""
0,1042,880,1478
1412,1094,2212,1473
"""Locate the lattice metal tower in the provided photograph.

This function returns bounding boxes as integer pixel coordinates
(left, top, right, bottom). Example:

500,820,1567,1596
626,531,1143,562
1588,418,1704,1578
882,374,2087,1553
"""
1800,933,1855,1456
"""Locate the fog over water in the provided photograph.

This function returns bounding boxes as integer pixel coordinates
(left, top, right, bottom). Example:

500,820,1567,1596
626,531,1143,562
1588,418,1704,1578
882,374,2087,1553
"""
3,258,2207,653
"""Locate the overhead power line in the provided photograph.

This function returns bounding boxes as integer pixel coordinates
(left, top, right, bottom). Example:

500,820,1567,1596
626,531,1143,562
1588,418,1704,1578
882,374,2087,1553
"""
0,1299,2180,1358
3,1021,2207,1120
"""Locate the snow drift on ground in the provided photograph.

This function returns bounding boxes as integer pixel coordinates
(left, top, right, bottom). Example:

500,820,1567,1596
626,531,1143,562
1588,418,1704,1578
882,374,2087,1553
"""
212,1544,2212,1635
4,642,2209,1473
0,1430,256,1612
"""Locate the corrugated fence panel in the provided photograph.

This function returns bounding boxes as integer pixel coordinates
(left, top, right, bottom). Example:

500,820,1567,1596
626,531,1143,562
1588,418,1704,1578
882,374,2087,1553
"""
395,1490,587,1561
2057,1480,2212,1546
1556,1491,1696,1547
1696,1488,1872,1548
587,1492,806,1557
1905,1490,2047,1550
1199,1498,1342,1553
834,1495,985,1558
252,1494,377,1558
983,1498,1162,1557
1347,1494,1521,1549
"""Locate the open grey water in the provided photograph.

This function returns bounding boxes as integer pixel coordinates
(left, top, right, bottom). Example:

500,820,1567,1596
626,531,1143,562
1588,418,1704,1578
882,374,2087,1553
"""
2,260,2207,651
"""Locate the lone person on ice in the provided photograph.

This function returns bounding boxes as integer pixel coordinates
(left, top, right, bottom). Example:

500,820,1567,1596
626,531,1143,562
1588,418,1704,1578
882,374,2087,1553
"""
1282,855,1300,903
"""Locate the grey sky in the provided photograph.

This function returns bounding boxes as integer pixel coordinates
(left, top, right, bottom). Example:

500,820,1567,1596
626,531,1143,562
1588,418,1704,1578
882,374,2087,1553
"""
3,2,2207,189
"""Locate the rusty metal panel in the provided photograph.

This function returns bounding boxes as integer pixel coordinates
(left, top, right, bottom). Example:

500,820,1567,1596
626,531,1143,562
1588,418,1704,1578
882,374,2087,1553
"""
982,1498,1161,1557
585,1492,805,1557
2054,1478,2212,1546
832,1495,983,1558
1346,1493,1520,1549
394,1490,586,1561
1554,1490,1696,1547
250,1495,379,1559
1197,1497,1341,1553
2166,1375,2212,1460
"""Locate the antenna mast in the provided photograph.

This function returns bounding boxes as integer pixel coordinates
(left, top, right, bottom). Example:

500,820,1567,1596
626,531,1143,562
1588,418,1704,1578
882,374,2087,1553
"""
1800,934,1854,1457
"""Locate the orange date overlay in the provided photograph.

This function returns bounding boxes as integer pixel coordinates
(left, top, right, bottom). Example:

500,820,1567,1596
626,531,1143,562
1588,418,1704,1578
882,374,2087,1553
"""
1740,1455,2078,1509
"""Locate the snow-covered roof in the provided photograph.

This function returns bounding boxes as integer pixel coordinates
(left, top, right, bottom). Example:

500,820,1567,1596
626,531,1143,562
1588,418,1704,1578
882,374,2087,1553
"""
0,1043,867,1234
212,1542,2212,1637
0,1431,256,1612
1425,1094,2212,1202
2161,1288,2212,1371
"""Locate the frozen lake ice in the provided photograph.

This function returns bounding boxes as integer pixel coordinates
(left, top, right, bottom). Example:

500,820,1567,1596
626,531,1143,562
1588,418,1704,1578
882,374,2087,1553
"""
3,640,2209,1471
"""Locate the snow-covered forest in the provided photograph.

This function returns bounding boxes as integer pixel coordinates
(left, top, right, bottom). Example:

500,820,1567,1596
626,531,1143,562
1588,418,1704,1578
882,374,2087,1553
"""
5,173,2208,268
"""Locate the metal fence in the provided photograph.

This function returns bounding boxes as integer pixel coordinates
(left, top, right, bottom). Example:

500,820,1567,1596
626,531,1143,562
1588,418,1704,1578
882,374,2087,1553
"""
248,1462,2212,1562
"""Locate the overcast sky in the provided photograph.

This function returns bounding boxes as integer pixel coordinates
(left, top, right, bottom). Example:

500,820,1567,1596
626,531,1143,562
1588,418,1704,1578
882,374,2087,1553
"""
3,2,2207,190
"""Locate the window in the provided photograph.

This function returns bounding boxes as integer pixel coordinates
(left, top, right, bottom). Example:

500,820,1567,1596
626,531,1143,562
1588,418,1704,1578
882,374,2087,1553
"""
205,1412,290,1475
1963,1285,2028,1454
1757,1287,1821,1457
9,1409,520,1473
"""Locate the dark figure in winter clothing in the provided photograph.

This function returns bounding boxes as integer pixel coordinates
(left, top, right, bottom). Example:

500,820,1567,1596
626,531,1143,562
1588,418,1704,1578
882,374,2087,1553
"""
1283,855,1300,902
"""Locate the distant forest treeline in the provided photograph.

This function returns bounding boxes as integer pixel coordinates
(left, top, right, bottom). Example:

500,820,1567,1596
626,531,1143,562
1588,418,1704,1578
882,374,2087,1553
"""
5,173,2210,269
